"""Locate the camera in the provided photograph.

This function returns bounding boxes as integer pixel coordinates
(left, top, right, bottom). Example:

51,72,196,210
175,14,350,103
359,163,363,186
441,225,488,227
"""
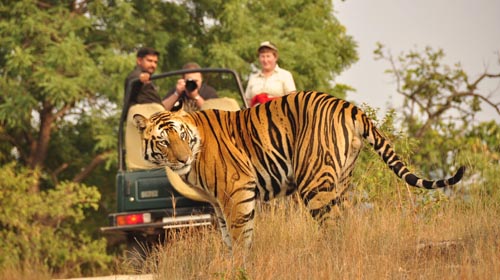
185,79,198,92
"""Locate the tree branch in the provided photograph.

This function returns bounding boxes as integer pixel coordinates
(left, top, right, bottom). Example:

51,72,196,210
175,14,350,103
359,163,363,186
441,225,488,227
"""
36,1,52,9
455,91,500,115
54,103,73,120
28,101,54,170
468,71,500,91
0,133,27,161
72,150,112,183
50,163,69,185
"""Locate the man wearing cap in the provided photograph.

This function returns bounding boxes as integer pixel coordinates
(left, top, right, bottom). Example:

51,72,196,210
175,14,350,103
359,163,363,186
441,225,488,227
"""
124,47,165,170
245,41,296,106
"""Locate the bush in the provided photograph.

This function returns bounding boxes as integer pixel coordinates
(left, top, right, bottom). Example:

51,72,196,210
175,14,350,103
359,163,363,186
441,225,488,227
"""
0,162,112,277
352,107,500,212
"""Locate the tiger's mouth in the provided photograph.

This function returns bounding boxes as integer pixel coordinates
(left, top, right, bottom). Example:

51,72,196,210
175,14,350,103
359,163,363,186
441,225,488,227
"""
149,160,191,176
146,153,193,175
169,163,192,175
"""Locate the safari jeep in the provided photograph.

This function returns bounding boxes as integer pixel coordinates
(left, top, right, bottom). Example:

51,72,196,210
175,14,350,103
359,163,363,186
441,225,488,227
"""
100,68,248,255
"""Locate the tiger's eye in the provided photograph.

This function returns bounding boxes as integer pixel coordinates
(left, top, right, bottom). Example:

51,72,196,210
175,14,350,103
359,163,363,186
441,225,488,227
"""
160,140,169,146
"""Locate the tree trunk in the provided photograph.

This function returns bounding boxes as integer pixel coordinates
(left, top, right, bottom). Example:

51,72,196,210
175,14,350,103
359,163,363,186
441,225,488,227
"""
27,102,55,192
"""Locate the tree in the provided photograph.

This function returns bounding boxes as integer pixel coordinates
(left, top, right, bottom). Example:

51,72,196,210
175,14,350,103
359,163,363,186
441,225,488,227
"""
0,0,140,274
373,44,500,177
374,44,500,138
0,0,138,192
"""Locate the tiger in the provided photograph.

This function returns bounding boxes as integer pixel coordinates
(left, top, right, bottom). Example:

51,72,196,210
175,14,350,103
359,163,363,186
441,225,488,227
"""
133,90,465,251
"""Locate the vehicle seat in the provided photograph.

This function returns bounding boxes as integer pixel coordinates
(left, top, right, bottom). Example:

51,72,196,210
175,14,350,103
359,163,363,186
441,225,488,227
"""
125,103,165,170
201,97,241,111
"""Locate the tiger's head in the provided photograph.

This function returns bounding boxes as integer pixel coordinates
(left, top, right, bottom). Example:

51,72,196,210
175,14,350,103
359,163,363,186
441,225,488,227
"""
133,111,200,175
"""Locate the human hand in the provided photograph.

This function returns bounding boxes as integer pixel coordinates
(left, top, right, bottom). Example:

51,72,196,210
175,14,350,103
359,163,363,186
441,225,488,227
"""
139,72,151,83
175,78,186,95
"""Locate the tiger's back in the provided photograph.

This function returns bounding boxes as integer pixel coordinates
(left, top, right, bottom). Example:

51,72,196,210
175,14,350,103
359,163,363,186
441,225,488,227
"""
134,90,465,250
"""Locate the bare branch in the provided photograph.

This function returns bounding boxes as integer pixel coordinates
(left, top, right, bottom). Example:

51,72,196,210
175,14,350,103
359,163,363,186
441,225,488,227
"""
54,103,73,120
72,151,112,183
455,91,500,115
50,163,69,185
36,1,52,9
468,72,500,90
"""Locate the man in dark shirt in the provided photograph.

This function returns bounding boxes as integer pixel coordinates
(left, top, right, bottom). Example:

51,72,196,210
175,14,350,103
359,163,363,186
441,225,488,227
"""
125,47,165,170
125,47,163,106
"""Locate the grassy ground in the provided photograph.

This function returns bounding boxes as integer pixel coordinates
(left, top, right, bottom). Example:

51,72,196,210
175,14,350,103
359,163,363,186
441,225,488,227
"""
3,183,498,280
133,194,499,280
4,194,498,280
3,144,497,280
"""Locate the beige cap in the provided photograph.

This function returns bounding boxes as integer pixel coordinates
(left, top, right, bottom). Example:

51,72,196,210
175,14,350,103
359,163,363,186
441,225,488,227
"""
258,41,278,52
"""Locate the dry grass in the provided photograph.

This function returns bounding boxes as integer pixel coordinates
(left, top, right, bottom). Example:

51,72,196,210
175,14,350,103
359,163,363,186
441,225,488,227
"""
3,190,497,280
0,263,51,280
137,197,499,280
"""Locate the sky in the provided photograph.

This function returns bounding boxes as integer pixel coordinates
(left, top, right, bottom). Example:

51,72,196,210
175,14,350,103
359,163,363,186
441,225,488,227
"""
334,0,500,123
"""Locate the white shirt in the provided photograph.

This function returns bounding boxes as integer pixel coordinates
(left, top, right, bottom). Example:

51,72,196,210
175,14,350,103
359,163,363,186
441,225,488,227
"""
245,65,296,101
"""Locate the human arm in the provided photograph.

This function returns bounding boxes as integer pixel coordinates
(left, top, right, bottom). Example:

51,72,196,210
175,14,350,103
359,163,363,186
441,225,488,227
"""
162,78,187,110
162,78,205,110
162,92,180,110
245,74,257,105
185,89,205,108
126,67,162,106
162,89,206,110
282,70,296,95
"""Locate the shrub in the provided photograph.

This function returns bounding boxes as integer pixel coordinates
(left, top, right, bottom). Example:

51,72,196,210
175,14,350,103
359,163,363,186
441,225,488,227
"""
0,162,112,277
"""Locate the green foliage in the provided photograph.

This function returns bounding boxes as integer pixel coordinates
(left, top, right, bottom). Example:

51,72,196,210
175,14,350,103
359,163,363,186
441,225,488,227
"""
0,162,111,275
118,0,358,96
0,0,131,175
462,121,500,199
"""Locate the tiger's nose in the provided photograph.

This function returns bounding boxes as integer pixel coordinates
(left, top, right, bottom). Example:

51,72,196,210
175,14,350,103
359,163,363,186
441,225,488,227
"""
173,145,190,164
176,154,189,164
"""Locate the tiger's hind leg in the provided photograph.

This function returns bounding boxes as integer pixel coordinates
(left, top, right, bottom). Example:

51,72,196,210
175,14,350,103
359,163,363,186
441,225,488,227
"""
298,152,360,225
300,186,347,225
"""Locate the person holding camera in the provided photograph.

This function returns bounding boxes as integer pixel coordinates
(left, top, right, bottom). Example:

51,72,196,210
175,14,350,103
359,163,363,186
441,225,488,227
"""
162,62,218,111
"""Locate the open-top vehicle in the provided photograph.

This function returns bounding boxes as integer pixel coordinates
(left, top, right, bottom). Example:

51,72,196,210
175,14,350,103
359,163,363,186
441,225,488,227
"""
101,68,248,253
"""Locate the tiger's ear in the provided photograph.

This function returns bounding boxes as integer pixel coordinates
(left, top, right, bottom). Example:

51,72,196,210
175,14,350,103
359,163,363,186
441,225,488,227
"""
176,107,188,116
133,114,148,133
170,103,188,116
171,101,187,114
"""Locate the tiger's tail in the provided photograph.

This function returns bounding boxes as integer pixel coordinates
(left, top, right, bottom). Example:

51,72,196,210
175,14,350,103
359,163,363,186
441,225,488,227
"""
358,109,465,189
